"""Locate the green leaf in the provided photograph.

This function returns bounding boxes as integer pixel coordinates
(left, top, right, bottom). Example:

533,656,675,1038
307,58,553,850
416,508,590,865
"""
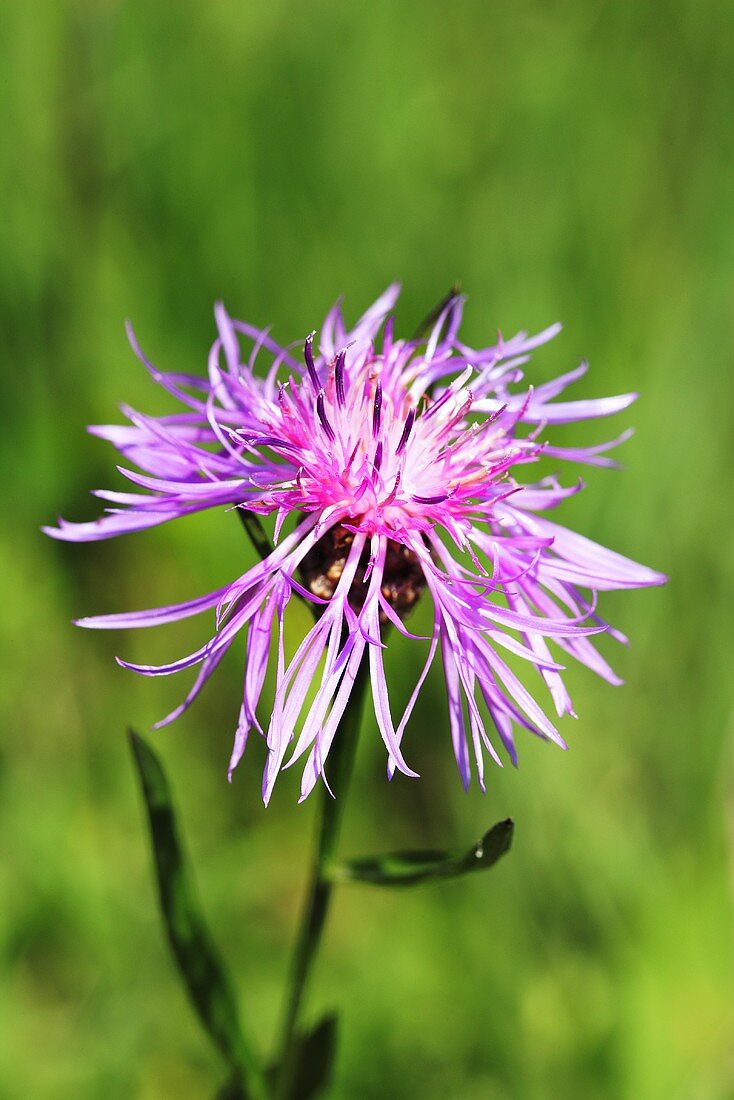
269,1014,338,1100
129,731,267,1100
328,818,514,887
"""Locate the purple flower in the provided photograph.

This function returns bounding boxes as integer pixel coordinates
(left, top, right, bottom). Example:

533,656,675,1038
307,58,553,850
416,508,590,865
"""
45,286,665,802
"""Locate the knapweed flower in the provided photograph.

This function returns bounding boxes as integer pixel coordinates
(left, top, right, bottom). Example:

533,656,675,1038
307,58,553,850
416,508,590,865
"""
45,286,665,802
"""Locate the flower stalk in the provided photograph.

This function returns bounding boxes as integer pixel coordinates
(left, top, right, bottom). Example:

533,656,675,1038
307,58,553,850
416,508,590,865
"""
275,654,370,1098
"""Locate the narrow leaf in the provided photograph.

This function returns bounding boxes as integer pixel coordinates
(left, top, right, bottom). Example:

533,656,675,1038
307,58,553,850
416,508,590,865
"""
269,1014,338,1100
129,731,267,1100
328,818,513,887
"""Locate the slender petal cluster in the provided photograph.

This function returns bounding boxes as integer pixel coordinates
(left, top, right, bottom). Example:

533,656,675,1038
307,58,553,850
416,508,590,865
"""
45,286,665,802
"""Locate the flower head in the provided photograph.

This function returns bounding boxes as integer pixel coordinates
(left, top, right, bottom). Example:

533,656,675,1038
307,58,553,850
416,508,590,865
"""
45,286,665,802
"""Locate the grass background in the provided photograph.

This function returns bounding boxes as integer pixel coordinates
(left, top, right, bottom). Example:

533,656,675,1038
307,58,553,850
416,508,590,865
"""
2,1,733,1097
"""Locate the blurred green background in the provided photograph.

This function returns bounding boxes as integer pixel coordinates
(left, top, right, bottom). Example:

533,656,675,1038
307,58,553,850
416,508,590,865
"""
2,1,733,1097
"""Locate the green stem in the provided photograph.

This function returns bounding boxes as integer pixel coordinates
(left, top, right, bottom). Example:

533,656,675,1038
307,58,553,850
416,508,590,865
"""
275,655,370,1098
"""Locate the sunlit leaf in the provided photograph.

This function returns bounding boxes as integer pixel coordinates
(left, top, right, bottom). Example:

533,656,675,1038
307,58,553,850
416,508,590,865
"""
328,819,513,887
130,731,267,1100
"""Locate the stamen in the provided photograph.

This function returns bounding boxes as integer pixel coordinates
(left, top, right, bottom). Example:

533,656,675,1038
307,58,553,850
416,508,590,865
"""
335,350,346,406
395,408,415,455
372,380,382,436
423,365,473,421
382,470,402,507
316,390,336,442
304,332,320,391
277,382,293,416
485,402,508,427
230,429,300,453
344,440,361,473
